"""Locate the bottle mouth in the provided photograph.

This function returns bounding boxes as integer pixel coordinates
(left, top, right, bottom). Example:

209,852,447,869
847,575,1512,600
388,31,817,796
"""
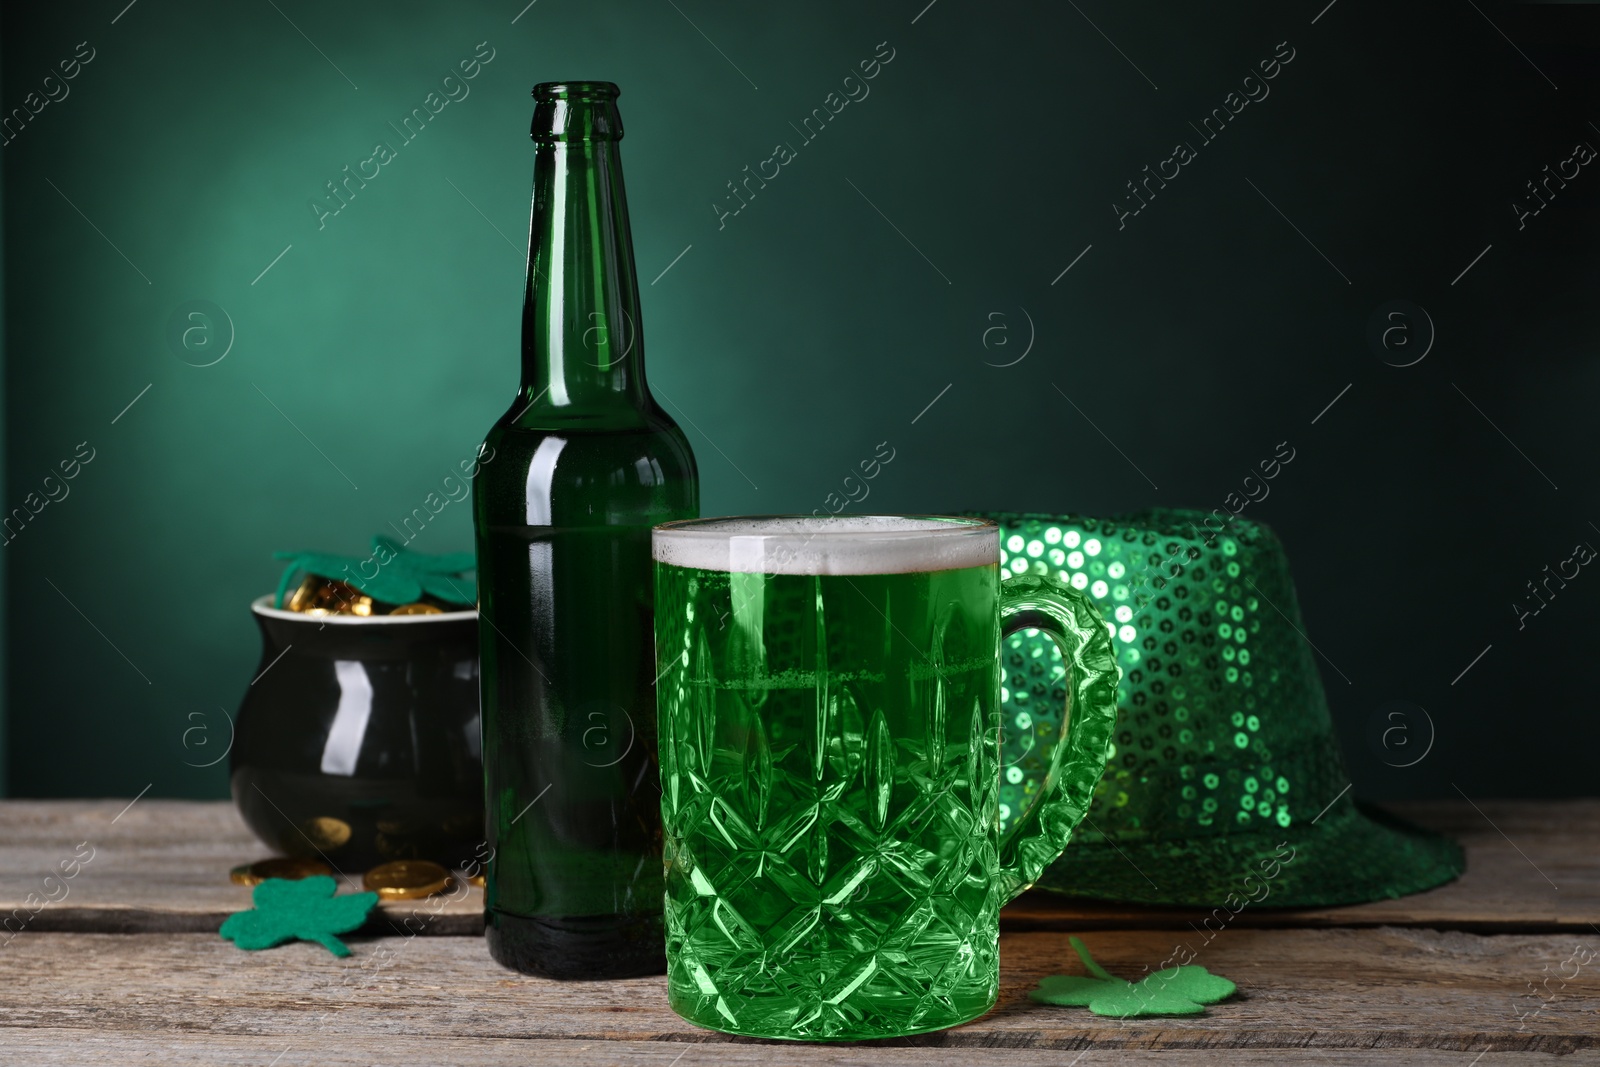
531,82,623,143
532,81,620,102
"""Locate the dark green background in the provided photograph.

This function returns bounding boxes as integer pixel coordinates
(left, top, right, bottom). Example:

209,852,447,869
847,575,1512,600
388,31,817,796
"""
4,0,1597,800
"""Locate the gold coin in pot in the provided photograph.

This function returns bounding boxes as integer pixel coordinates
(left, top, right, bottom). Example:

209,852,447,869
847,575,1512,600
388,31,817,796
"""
287,577,374,616
285,576,329,613
363,859,452,900
374,833,425,860
390,602,444,615
297,816,352,850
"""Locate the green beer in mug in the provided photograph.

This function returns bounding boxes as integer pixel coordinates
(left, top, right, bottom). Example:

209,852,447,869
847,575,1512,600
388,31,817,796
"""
652,516,1120,1040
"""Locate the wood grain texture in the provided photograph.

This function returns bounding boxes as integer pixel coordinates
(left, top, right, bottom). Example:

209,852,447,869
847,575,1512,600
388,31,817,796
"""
0,799,483,935
2,1033,1597,1067
4,928,1598,1056
1,799,1593,935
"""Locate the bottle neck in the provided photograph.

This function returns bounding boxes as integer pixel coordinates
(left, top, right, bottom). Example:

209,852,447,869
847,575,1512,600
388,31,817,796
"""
519,133,648,417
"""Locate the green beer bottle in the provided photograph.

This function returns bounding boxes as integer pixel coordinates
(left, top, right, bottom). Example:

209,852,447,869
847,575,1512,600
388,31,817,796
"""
473,81,698,979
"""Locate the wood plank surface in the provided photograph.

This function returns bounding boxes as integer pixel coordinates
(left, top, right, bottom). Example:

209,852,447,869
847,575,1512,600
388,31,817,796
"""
1,799,1594,935
1,1034,1596,1067
4,928,1598,1056
0,799,484,935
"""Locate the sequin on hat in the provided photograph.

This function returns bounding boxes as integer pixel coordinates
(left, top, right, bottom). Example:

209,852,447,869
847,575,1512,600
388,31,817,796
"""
981,509,1463,907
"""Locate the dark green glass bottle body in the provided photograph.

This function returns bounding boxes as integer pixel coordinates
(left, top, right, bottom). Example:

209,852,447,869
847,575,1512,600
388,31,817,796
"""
474,82,698,980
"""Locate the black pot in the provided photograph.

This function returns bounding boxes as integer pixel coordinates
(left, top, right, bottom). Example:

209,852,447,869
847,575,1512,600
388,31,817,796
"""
231,595,484,871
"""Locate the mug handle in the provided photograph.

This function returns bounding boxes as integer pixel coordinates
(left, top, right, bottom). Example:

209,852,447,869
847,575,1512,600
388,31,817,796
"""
993,573,1122,902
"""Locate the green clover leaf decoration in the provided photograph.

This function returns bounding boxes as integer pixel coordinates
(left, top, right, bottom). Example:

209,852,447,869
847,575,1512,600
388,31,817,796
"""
219,876,378,957
1028,936,1238,1017
273,536,476,608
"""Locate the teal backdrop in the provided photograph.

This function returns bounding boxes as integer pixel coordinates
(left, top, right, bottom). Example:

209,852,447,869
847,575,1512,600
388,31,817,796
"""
4,0,1598,800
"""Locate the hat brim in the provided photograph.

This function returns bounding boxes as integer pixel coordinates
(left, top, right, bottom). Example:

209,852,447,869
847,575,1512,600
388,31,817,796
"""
1035,801,1464,909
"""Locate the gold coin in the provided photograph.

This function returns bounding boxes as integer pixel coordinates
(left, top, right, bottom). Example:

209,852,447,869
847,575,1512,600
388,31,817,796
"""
467,871,485,888
374,833,424,860
230,857,333,886
287,576,374,616
390,602,443,615
363,860,452,900
285,575,329,613
297,816,352,850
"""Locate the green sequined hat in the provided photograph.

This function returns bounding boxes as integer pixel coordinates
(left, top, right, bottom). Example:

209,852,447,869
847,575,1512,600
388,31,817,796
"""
980,510,1463,908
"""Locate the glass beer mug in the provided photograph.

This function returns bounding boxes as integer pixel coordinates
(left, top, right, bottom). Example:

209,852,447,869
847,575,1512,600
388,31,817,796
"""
652,516,1120,1040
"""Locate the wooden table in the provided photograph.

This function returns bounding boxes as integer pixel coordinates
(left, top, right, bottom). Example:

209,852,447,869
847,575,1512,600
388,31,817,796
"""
3,799,1596,1064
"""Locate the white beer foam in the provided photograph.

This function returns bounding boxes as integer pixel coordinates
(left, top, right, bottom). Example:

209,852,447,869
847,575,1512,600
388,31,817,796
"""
653,515,997,575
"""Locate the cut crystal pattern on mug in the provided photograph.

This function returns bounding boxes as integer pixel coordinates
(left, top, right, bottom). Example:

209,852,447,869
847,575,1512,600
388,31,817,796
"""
658,564,1000,1038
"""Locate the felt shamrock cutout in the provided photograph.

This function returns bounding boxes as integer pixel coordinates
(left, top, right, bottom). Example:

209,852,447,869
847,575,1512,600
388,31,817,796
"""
1028,936,1238,1017
273,536,476,608
220,876,378,957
